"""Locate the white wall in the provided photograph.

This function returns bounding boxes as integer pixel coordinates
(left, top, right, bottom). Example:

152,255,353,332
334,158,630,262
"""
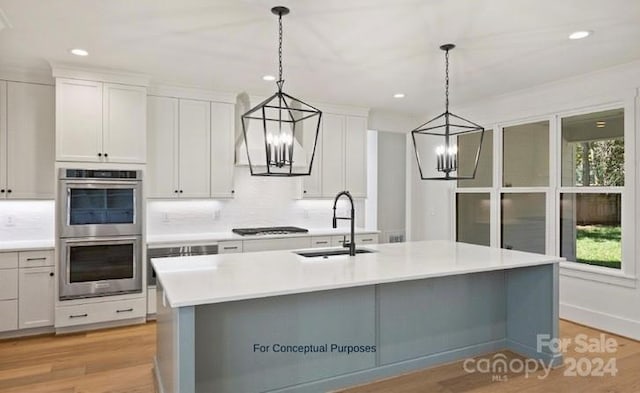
147,166,365,236
0,201,54,242
408,59,640,339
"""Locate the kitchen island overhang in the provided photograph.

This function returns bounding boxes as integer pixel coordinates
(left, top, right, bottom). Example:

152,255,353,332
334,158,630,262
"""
152,240,563,393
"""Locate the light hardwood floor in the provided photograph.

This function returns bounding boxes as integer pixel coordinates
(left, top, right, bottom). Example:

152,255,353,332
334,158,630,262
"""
0,320,637,393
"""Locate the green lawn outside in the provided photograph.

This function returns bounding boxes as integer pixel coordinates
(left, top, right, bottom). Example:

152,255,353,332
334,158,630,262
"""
576,225,621,269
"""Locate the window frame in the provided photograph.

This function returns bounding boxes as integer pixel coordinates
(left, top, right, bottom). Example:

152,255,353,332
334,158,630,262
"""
453,100,637,288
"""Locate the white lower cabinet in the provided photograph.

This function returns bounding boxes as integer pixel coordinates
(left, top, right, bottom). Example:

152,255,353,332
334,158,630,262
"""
0,252,18,332
56,297,146,328
19,266,54,329
310,236,332,248
0,250,56,332
218,240,243,254
0,300,17,332
331,233,379,247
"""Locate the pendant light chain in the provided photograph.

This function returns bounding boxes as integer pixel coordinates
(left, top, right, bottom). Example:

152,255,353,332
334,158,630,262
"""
444,47,450,112
277,12,284,90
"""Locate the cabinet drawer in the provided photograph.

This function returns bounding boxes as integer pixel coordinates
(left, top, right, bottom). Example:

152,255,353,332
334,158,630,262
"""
0,269,18,300
55,297,146,328
218,241,243,254
243,237,311,253
0,252,18,269
0,300,18,332
331,235,350,247
356,234,379,245
19,250,54,268
310,236,332,248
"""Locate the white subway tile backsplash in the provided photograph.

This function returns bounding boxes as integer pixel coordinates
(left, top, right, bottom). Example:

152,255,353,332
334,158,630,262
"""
147,167,365,236
0,201,54,242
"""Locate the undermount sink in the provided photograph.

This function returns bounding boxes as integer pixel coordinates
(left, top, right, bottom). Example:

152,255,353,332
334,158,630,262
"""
294,248,376,258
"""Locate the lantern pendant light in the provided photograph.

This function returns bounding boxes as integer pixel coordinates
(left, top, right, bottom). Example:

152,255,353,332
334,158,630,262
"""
410,44,485,180
240,6,322,177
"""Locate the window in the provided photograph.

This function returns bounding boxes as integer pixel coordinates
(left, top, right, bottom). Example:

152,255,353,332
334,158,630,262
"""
503,121,549,187
456,193,490,246
454,106,629,274
559,109,624,269
455,130,492,244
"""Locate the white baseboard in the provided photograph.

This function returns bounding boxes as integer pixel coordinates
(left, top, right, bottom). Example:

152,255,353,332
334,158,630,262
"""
560,302,640,341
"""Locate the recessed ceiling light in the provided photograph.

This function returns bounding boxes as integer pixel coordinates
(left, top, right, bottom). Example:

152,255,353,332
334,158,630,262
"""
569,31,591,40
393,93,405,98
262,75,276,81
70,48,89,56
596,121,606,128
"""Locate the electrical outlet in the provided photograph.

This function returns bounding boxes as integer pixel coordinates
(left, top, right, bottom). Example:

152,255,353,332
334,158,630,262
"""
5,215,15,227
303,209,309,219
213,210,221,220
161,212,170,223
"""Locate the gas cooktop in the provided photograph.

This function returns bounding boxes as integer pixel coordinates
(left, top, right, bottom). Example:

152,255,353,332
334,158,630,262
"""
232,226,309,236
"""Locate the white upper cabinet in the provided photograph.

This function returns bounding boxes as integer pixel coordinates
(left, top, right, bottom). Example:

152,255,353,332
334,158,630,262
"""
147,93,235,199
147,96,179,198
301,113,323,198
102,83,147,163
305,111,367,199
321,113,346,197
56,79,103,162
345,115,367,198
179,99,211,198
210,102,235,198
56,78,146,163
0,81,6,197
0,81,55,199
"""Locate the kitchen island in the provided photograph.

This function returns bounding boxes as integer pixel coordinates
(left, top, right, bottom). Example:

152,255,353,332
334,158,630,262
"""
152,240,563,393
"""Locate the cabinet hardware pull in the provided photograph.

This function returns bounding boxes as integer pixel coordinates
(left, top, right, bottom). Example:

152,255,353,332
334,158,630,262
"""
0,190,4,193
303,190,307,194
26,257,47,261
179,190,183,193
69,313,88,319
316,241,328,244
104,153,108,157
49,272,54,277
174,190,178,193
231,190,235,194
362,239,373,242
223,246,238,250
98,153,102,157
116,308,134,313
7,190,11,193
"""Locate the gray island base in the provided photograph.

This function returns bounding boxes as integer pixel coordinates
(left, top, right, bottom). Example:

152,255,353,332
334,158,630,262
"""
152,241,562,393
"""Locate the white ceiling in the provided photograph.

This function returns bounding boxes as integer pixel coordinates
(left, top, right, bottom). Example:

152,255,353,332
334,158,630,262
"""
1,0,640,116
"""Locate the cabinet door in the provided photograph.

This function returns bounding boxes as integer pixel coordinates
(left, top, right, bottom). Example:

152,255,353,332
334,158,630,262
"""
6,82,55,199
19,266,54,329
0,81,6,195
321,114,345,198
210,102,234,198
147,96,179,198
56,78,103,162
301,112,323,198
243,237,311,252
179,99,211,198
103,83,147,163
345,116,367,198
0,300,17,332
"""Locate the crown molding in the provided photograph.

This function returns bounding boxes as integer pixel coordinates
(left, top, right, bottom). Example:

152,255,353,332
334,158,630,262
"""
147,84,236,104
49,62,150,86
0,65,54,85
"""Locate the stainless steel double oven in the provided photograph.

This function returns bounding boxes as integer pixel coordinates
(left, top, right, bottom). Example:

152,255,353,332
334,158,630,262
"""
58,169,143,300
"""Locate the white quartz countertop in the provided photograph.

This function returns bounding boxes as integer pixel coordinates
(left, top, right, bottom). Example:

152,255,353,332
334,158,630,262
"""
152,240,562,308
0,240,55,252
146,228,379,247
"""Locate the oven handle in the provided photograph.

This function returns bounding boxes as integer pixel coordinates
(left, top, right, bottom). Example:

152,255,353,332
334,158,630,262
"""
62,236,141,245
61,180,141,186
